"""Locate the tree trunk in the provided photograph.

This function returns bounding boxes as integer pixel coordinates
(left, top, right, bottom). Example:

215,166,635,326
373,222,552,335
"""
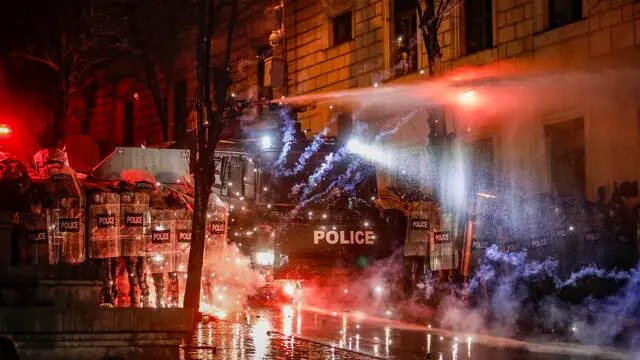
183,0,213,311
183,163,210,310
417,0,440,77
416,0,447,193
81,81,99,135
417,0,452,283
143,57,169,142
49,91,68,148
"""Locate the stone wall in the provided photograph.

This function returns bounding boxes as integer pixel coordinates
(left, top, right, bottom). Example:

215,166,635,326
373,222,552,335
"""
438,0,640,68
171,0,279,137
0,308,191,360
84,77,164,153
285,0,385,135
374,0,640,199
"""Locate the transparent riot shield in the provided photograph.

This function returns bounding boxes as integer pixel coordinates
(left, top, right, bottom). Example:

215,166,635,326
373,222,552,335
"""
119,192,150,257
148,209,176,273
204,207,228,269
148,209,178,307
203,194,229,279
21,210,48,266
88,191,120,259
174,209,191,307
174,209,192,273
34,149,86,265
47,196,85,264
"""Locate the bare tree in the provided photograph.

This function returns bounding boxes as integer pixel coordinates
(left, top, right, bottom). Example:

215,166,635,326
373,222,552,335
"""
183,0,240,311
410,0,461,286
413,0,463,191
3,0,117,148
416,0,460,76
109,0,196,142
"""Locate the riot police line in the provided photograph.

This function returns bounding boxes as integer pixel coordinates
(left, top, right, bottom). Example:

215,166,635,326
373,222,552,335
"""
1,149,227,308
466,190,639,277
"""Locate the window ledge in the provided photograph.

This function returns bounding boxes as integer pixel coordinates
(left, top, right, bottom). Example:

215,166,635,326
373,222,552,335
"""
330,39,353,49
453,47,498,68
383,71,424,85
532,18,588,49
385,70,421,82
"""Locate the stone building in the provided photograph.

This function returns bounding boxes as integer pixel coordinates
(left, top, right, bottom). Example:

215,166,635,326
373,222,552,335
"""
63,0,639,201
60,0,282,158
284,0,640,201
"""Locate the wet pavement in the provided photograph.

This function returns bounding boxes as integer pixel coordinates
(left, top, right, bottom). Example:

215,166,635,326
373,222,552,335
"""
183,319,372,359
182,305,635,360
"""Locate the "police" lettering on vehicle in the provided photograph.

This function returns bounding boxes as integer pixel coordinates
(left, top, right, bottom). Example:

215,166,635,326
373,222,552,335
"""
313,230,375,245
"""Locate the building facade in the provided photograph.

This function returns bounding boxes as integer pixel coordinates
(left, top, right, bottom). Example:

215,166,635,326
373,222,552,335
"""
284,0,640,201
52,0,639,273
62,0,281,159
62,0,639,203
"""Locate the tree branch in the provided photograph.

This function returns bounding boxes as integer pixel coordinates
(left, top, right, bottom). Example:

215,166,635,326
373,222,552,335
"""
75,57,112,83
206,0,238,188
435,0,459,32
14,53,60,71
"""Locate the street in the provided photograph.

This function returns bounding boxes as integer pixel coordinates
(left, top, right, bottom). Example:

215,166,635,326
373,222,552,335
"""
183,304,635,360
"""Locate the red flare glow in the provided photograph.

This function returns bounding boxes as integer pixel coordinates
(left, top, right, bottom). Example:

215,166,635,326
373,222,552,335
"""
0,124,11,136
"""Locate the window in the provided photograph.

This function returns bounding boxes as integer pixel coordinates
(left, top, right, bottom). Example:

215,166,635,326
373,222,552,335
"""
470,138,494,193
545,118,586,196
336,112,353,142
256,46,272,99
227,156,246,198
174,80,187,141
549,0,582,29
393,0,418,76
464,0,493,54
332,12,352,46
123,101,135,146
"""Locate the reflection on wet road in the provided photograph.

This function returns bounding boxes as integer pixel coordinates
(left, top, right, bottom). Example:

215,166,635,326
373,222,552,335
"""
184,305,626,360
183,313,371,359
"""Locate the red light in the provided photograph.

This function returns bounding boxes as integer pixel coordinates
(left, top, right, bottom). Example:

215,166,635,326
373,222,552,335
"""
0,125,11,136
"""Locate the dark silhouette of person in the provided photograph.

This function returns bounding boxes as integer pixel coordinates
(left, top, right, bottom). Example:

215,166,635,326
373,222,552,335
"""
0,336,20,360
